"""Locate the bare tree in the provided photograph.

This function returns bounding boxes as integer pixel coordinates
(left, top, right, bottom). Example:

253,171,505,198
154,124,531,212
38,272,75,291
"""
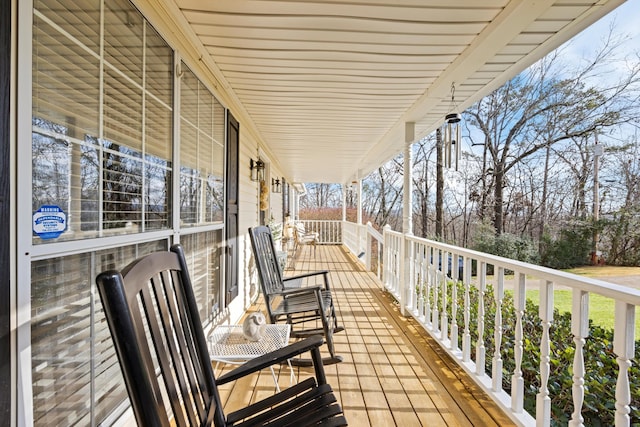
299,183,342,209
466,32,640,235
412,135,436,238
362,156,403,229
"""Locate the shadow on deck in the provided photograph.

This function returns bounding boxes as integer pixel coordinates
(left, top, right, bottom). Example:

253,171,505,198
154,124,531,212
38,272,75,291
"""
218,244,516,426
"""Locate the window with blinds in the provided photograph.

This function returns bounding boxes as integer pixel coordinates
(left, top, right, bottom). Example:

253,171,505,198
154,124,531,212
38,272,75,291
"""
32,0,173,244
29,1,226,425
30,240,167,425
180,65,225,227
181,231,223,322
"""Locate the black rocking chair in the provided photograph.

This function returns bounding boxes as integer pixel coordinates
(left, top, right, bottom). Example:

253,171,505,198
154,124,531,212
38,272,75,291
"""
96,244,347,427
248,226,344,366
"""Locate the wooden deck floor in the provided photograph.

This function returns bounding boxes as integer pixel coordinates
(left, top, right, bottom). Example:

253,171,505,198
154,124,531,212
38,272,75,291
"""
218,244,516,426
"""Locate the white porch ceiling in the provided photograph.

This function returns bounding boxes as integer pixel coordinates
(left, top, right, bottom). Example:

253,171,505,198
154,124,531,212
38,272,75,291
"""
164,0,625,184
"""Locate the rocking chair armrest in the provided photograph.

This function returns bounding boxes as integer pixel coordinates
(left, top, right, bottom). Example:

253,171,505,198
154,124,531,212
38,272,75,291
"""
216,335,325,385
279,285,323,297
284,270,329,281
283,270,331,289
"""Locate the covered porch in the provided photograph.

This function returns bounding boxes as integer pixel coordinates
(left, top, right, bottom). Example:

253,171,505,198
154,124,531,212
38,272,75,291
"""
4,1,636,426
219,243,513,426
259,220,640,426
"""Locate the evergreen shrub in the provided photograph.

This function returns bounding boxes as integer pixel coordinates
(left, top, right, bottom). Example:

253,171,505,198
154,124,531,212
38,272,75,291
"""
419,280,640,425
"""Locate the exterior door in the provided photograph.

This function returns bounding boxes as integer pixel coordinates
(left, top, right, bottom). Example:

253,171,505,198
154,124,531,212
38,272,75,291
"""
225,112,239,304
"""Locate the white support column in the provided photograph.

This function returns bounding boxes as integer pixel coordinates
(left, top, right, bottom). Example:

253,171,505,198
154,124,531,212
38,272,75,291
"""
403,122,415,234
355,177,363,255
294,190,300,221
342,183,347,221
401,122,414,318
356,178,362,226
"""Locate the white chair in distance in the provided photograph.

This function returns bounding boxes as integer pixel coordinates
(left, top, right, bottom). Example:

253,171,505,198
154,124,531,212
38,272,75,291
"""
294,222,319,257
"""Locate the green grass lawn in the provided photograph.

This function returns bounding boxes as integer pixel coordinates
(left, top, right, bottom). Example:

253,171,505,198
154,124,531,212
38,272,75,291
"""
472,266,640,338
524,289,640,339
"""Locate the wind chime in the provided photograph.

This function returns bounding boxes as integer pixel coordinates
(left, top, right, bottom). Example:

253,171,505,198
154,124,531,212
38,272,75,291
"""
443,83,461,171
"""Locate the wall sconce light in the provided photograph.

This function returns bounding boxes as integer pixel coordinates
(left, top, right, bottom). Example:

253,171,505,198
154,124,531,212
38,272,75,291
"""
250,158,265,182
272,177,282,193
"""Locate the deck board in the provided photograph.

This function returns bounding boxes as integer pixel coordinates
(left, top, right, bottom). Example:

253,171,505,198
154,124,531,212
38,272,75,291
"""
217,244,515,426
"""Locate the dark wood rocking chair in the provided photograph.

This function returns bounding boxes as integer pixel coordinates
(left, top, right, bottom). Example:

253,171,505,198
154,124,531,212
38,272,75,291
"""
95,244,347,427
248,226,344,366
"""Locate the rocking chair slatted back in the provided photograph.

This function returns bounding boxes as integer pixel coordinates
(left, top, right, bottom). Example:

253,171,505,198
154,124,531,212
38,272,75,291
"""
96,245,221,427
251,225,286,296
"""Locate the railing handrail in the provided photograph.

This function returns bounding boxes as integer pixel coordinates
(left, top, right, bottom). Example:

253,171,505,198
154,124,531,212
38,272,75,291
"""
297,219,342,245
366,221,383,244
297,219,640,328
398,231,640,304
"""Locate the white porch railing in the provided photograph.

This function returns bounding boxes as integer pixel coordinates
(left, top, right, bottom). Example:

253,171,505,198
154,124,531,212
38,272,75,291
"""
341,221,362,255
382,226,640,427
335,221,384,280
299,220,342,244
297,219,639,426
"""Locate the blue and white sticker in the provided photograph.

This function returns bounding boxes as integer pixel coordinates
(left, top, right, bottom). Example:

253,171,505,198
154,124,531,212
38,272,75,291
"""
33,205,67,240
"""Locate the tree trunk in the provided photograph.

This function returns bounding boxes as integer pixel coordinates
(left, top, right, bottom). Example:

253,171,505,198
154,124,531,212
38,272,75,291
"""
539,144,550,252
436,128,444,239
480,141,488,222
493,165,504,235
420,169,429,237
379,167,386,225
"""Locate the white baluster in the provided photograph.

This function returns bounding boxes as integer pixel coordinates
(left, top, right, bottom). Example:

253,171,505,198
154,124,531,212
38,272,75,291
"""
614,301,634,426
383,226,391,291
412,245,418,315
462,257,471,362
425,247,432,327
392,240,399,294
450,254,459,352
433,250,440,333
408,241,415,312
511,272,526,413
569,290,589,427
419,246,427,320
536,280,553,427
492,267,504,392
441,251,449,341
476,262,486,376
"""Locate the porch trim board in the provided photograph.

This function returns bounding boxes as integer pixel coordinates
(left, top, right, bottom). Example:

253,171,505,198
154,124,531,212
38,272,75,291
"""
1,0,13,422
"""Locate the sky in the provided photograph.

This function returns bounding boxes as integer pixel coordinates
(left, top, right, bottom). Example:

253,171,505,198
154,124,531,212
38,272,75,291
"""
450,0,640,187
564,0,639,68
